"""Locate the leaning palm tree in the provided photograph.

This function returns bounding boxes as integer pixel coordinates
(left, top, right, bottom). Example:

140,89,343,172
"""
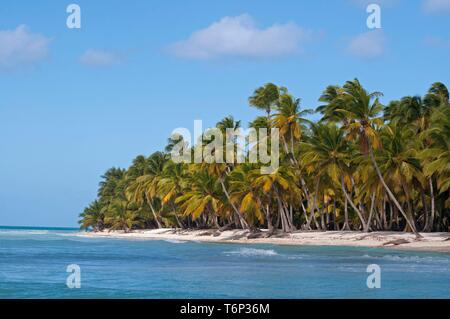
156,161,188,228
126,152,167,228
300,123,368,230
199,116,250,229
376,124,425,231
229,164,266,230
419,104,450,230
252,166,298,232
327,79,421,236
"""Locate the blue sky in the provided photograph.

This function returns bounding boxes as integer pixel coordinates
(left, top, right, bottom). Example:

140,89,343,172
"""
0,0,449,227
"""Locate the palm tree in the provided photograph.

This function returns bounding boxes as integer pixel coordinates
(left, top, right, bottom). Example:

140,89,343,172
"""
156,161,187,228
79,200,104,231
252,166,298,232
425,82,449,106
272,92,312,162
126,152,167,228
317,85,348,124
104,200,141,232
98,167,126,206
419,104,450,231
300,123,368,230
325,79,421,237
200,116,250,229
175,170,223,227
229,164,266,230
79,81,449,235
249,83,283,117
376,124,425,231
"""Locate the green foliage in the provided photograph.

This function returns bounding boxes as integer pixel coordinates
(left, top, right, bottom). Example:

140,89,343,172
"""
79,81,450,233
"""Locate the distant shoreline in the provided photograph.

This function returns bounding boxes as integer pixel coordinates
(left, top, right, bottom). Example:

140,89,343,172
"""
78,229,450,253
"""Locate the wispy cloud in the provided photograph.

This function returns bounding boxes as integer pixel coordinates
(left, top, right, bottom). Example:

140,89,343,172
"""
346,30,386,59
80,49,123,67
423,0,450,13
169,14,313,60
0,25,50,71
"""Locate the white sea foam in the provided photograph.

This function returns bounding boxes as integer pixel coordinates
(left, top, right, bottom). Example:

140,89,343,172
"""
164,239,187,244
0,230,50,236
362,254,449,263
224,248,279,257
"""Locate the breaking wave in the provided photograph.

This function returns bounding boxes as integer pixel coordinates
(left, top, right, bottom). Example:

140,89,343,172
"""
223,248,279,257
362,254,449,263
164,239,187,244
0,230,50,236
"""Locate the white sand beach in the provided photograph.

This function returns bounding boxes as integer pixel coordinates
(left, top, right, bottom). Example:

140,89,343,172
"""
78,229,450,253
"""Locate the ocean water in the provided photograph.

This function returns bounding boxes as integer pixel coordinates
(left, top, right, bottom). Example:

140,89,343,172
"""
0,226,449,299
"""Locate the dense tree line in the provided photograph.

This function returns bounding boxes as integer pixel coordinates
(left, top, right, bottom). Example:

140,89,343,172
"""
79,79,450,236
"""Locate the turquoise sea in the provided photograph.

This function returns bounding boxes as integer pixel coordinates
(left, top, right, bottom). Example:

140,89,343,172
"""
0,226,449,298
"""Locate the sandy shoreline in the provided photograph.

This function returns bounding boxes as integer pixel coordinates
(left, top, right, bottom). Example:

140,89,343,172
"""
77,229,450,253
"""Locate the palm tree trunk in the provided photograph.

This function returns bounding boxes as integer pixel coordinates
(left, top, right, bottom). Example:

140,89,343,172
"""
427,177,435,232
264,204,274,232
174,213,184,229
388,204,394,229
341,175,367,230
300,201,311,230
332,198,338,230
320,208,326,230
364,192,376,232
219,179,249,229
368,147,421,238
308,179,322,230
382,195,388,230
146,194,162,229
276,192,291,232
420,185,429,231
342,196,350,230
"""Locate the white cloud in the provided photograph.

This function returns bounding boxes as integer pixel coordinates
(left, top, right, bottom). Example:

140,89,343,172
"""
346,30,386,59
0,25,50,71
423,0,450,13
80,49,123,67
169,14,311,59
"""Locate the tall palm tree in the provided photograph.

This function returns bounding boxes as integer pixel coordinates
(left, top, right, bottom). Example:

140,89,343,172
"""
252,166,298,232
376,124,425,231
229,164,266,230
300,123,368,230
249,83,283,117
272,92,312,162
80,81,449,235
326,79,421,236
126,152,167,228
419,104,450,230
156,161,187,228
